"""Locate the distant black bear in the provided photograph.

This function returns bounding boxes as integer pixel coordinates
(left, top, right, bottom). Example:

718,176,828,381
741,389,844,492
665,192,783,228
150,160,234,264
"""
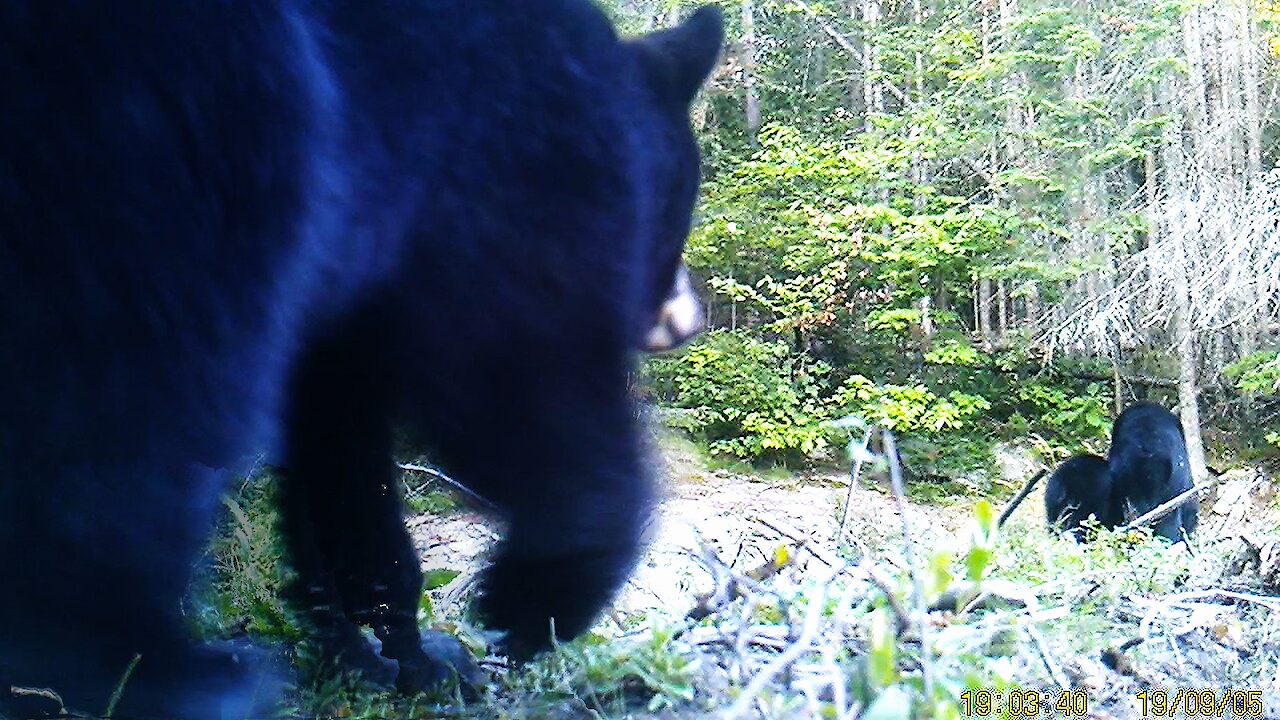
1044,453,1118,541
1107,402,1198,542
0,2,722,718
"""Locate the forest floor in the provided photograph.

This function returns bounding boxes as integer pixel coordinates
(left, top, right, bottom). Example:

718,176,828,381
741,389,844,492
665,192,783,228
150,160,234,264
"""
409,435,973,628
400,432,1280,719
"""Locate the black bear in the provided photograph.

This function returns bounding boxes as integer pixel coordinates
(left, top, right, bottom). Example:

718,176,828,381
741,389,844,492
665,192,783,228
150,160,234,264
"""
1044,453,1118,541
0,2,722,718
1108,402,1199,542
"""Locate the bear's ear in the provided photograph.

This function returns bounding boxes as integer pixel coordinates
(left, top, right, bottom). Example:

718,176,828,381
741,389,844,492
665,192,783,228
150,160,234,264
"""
634,5,724,108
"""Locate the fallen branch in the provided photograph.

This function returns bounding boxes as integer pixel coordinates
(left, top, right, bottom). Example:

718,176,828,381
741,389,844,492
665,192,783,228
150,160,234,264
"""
687,535,802,621
1118,472,1227,535
397,462,497,511
718,564,848,720
1024,624,1069,690
997,468,1048,528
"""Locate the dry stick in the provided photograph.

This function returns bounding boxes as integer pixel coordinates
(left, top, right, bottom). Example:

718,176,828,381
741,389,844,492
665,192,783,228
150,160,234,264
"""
836,427,876,543
8,687,64,714
863,564,912,632
755,515,840,568
882,430,935,701
719,565,846,720
1140,587,1280,641
997,468,1048,528
104,653,142,718
1118,473,1226,534
1023,624,1069,690
397,462,497,511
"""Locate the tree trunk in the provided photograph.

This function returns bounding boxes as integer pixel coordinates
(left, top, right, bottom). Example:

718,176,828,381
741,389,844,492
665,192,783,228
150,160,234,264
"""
978,277,993,347
1243,0,1263,177
1024,281,1040,331
1174,281,1209,484
910,0,927,209
742,0,761,140
996,279,1008,338
848,0,863,117
862,0,883,127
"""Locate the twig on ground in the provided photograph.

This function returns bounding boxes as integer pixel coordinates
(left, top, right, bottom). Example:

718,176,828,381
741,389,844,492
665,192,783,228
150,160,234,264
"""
8,686,65,715
397,462,497,511
1138,586,1280,675
688,538,740,621
862,564,911,632
1023,623,1069,690
719,564,849,720
687,533,803,621
754,515,840,568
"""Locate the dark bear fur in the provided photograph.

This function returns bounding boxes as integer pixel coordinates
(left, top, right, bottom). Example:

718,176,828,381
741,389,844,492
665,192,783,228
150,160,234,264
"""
1107,402,1198,542
0,2,723,717
1044,453,1118,541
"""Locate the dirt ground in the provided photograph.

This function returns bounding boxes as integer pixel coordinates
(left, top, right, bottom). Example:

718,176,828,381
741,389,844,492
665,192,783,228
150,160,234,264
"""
405,437,1280,717
407,436,976,627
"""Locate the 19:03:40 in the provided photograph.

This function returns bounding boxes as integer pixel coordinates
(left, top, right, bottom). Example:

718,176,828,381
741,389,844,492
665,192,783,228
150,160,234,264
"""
960,688,1090,718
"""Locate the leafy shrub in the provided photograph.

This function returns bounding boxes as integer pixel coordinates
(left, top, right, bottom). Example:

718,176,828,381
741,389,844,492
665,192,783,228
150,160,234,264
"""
830,375,994,485
1225,351,1280,395
1012,382,1111,448
189,473,300,642
830,375,991,433
1224,351,1280,451
642,330,831,462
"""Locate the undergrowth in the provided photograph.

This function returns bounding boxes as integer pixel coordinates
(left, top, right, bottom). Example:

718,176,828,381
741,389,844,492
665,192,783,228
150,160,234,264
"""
185,443,1271,719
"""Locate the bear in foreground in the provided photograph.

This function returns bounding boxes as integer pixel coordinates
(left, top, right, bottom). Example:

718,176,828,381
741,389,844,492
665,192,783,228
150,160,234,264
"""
0,2,722,718
1107,402,1199,542
1044,453,1117,541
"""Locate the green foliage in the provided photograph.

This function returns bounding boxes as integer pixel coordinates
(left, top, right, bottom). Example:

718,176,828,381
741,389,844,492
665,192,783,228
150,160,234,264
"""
1225,351,1280,396
832,375,992,434
190,473,299,643
404,486,461,515
1011,381,1112,447
924,339,984,367
1224,352,1280,451
643,329,831,462
513,626,700,714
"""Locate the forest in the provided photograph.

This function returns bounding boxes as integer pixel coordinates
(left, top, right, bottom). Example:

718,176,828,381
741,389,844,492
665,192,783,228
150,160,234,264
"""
619,0,1280,482
188,1,1280,718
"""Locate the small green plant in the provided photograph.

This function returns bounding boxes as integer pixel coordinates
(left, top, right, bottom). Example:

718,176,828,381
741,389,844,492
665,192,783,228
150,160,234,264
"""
510,625,701,715
189,473,300,643
849,503,1017,719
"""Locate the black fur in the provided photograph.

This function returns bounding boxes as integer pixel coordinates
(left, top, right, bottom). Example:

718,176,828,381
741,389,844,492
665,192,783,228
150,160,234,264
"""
0,2,723,717
1044,453,1117,541
1107,402,1198,542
